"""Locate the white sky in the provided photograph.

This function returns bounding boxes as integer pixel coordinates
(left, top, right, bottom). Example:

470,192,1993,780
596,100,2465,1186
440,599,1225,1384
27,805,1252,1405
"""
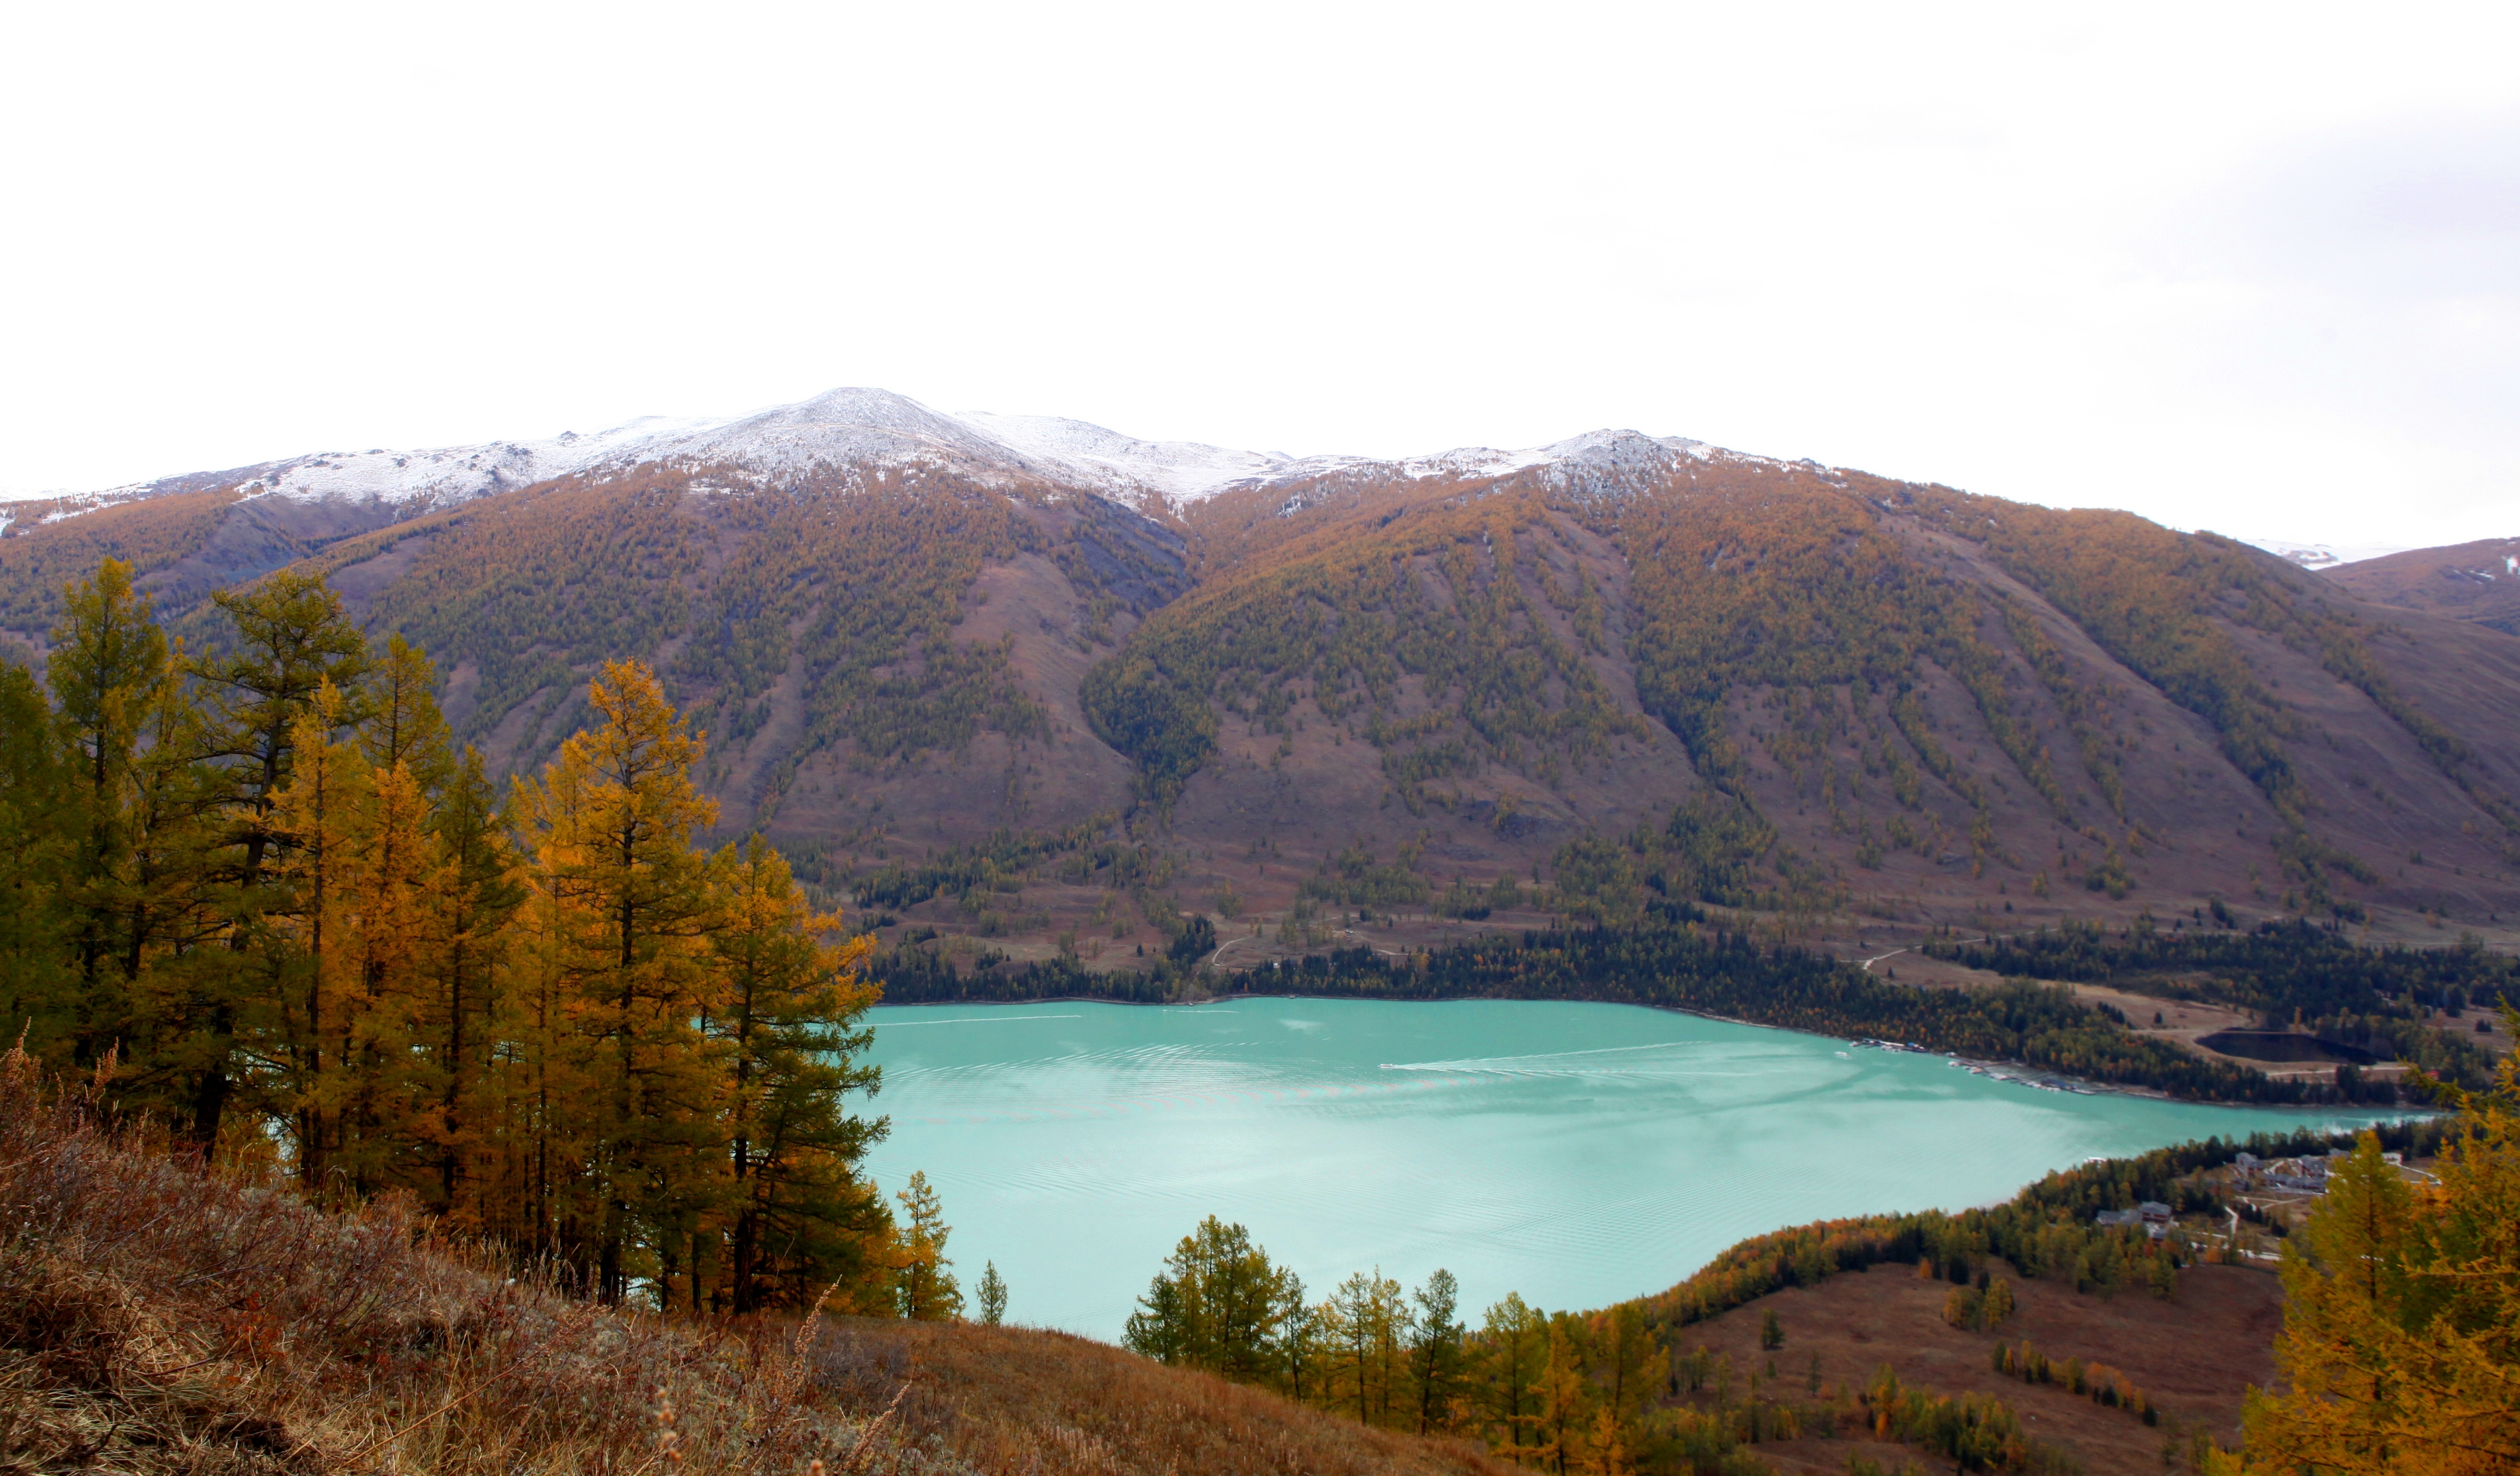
2,2,2514,549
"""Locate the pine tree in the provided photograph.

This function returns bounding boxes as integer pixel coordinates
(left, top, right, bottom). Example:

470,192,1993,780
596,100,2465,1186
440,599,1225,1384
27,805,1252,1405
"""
1408,1268,1465,1434
1477,1292,1549,1460
331,743,440,1199
708,837,885,1312
1588,1302,1657,1464
976,1261,1008,1325
1583,1404,1633,1476
326,634,489,1213
1122,1216,1298,1380
1533,1315,1590,1475
1127,1276,1188,1363
106,659,226,1125
0,652,70,1048
514,659,722,1301
505,794,592,1268
1983,1274,2017,1327
2254,1133,2418,1468
186,570,374,1146
1325,1269,1409,1425
46,558,166,1046
1273,1272,1319,1402
359,634,454,794
268,681,371,1194
894,1169,963,1320
422,748,522,1225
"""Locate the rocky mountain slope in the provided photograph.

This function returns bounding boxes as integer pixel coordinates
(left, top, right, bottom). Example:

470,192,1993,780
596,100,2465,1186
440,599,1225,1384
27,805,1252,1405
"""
5,389,2517,961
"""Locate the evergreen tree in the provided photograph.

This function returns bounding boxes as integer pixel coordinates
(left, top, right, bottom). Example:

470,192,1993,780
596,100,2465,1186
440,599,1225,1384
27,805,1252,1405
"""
1407,1268,1465,1434
186,570,374,1147
514,659,721,1302
1122,1216,1305,1381
46,558,165,1041
708,837,887,1312
1323,1268,1409,1427
359,633,454,793
894,1169,963,1319
1477,1292,1549,1461
1983,1274,2016,1326
106,659,225,1125
342,749,441,1198
423,748,522,1224
1588,1302,1657,1470
1273,1272,1321,1403
1533,1315,1590,1474
976,1261,1008,1325
268,681,371,1193
1126,1274,1188,1364
0,653,70,1049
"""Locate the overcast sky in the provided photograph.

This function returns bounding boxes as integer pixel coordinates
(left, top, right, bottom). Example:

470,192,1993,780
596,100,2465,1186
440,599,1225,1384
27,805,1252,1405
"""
3,3,2513,551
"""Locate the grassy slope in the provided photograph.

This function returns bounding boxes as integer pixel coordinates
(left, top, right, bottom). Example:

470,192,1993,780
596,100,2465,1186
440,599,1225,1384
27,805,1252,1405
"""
821,1320,1509,1476
1676,1261,2282,1476
5,1016,2297,1476
0,1049,1502,1476
2325,535,2520,637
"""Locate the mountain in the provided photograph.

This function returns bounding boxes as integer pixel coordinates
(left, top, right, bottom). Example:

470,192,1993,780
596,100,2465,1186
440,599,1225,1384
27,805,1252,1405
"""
2240,536,2409,571
2319,535,2520,638
5,388,2519,962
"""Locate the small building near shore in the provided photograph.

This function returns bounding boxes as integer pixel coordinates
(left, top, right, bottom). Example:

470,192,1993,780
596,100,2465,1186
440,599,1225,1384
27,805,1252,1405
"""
2096,1203,2174,1239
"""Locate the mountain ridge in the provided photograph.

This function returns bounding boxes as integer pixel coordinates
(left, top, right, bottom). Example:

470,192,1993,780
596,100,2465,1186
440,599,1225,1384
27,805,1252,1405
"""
1,390,2426,566
5,388,2517,968
0,389,1744,525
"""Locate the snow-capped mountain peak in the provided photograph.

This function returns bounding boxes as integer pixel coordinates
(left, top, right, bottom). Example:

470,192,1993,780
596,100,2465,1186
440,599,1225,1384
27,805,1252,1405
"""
26,390,1775,523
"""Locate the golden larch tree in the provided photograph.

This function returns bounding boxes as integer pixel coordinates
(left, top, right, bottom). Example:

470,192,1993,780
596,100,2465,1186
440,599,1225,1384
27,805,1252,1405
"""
514,659,725,1303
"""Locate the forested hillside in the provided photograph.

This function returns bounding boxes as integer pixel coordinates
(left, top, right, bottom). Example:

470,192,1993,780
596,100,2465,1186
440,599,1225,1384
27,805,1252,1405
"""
1105,441,2520,952
0,562,916,1311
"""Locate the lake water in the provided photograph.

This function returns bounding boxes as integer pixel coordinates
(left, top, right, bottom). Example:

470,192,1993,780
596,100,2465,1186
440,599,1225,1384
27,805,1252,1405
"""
859,997,2388,1337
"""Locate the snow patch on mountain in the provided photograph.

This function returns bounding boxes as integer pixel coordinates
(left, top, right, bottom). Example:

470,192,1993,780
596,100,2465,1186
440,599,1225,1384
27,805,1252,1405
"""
225,415,725,510
956,412,1294,500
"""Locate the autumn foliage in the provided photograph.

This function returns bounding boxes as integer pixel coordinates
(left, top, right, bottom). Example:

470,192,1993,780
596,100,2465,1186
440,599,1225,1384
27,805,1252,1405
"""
0,559,927,1313
2226,1011,2520,1473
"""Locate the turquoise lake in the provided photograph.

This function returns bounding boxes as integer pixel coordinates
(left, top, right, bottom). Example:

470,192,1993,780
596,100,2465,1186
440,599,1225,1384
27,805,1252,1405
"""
859,998,2388,1337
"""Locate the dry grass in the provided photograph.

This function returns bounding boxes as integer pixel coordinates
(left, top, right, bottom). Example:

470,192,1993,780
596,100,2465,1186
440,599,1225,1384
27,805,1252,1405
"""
1672,1258,2282,1475
0,1046,1505,1475
813,1320,1510,1476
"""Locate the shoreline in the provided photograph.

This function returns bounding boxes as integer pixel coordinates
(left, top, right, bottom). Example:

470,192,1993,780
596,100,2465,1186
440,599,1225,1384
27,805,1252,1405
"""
864,991,2435,1117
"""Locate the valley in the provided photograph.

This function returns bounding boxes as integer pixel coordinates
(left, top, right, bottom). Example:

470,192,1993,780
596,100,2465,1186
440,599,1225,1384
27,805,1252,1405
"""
3,388,2518,1474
